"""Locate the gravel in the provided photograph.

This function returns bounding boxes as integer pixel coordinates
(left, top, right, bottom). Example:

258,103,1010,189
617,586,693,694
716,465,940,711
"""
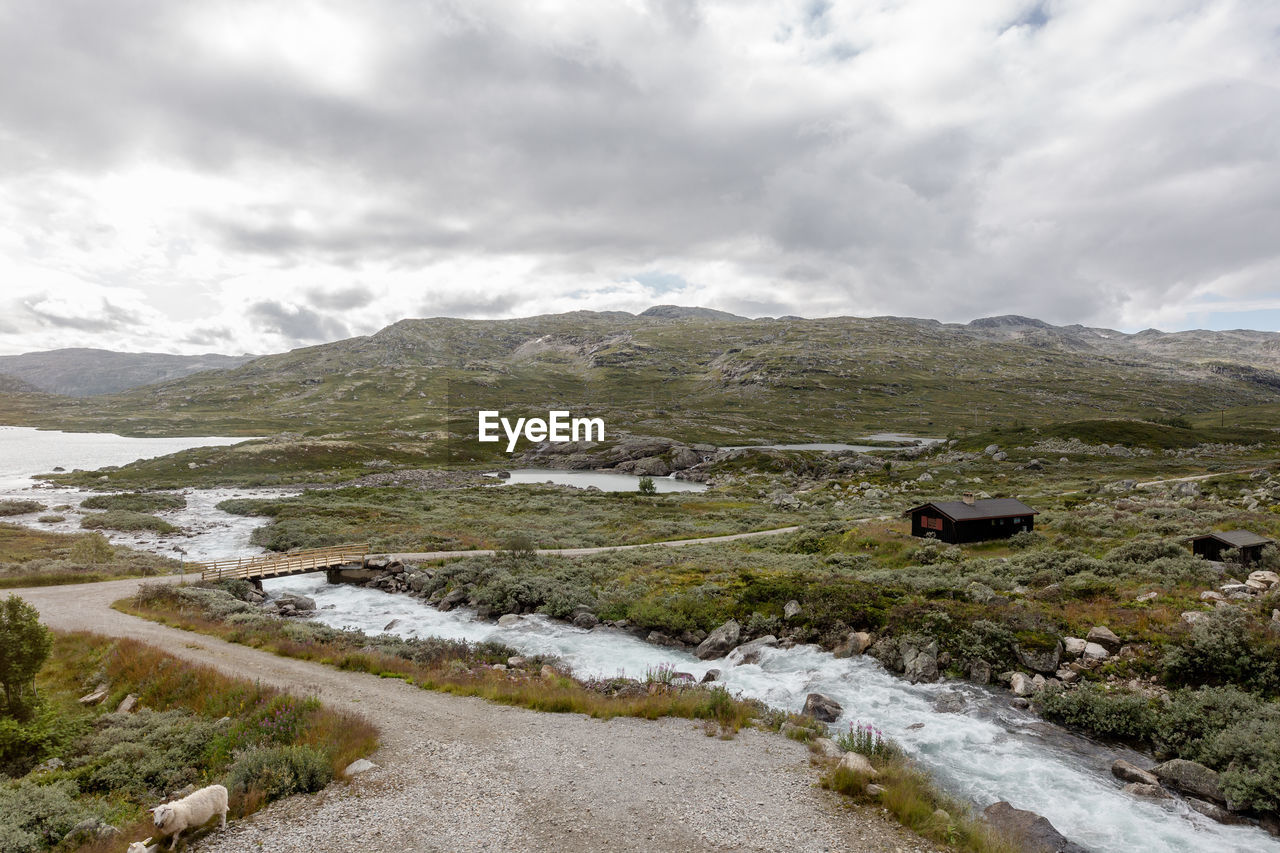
19,577,943,853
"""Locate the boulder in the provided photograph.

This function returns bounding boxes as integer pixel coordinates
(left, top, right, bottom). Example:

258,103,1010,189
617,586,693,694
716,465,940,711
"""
1250,570,1279,585
632,456,672,477
1082,642,1110,661
1186,798,1242,825
1181,611,1210,626
572,611,599,629
507,656,526,667
729,636,778,665
838,751,877,777
1112,759,1159,786
1009,673,1034,697
275,593,316,612
116,694,139,714
933,691,966,713
1062,637,1086,658
1135,591,1158,602
79,689,107,706
982,802,1090,853
701,668,721,683
498,614,521,627
694,619,741,660
992,451,1008,462
668,446,701,469
1152,759,1225,804
967,659,992,685
832,631,873,658
1016,640,1063,674
342,758,378,778
783,599,802,620
1124,782,1172,800
811,737,843,759
803,692,843,723
1200,590,1225,602
437,588,470,611
1086,626,1122,653
901,637,939,684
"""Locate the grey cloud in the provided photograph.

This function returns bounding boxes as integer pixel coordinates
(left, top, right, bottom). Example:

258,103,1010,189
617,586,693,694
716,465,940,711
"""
307,285,377,311
248,301,350,342
22,295,141,332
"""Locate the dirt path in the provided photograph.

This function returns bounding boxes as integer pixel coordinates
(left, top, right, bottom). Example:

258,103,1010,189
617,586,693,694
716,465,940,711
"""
17,577,940,853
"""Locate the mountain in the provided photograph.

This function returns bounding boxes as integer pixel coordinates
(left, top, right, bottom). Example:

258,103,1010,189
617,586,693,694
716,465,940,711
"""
2,310,1278,439
0,373,39,393
639,305,750,321
0,348,256,396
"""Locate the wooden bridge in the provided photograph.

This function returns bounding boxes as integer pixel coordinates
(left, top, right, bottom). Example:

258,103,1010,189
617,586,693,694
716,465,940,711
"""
198,543,370,584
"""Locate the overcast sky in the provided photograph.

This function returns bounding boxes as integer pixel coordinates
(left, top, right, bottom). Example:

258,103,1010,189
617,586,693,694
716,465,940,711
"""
2,0,1278,355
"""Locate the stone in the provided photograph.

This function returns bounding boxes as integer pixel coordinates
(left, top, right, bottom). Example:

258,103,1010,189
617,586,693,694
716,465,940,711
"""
900,637,939,683
1062,637,1086,658
79,689,107,706
669,446,701,469
984,444,1000,455
1086,626,1122,653
1123,782,1171,800
694,619,741,660
991,451,1008,462
811,737,843,759
1250,570,1279,585
1016,640,1063,674
1200,590,1225,602
1112,759,1160,786
701,668,721,683
572,611,599,629
1152,759,1225,804
540,665,558,680
1181,611,1210,626
803,692,843,723
729,635,778,665
116,694,139,713
1055,668,1079,684
342,758,377,778
933,691,966,713
839,751,878,777
1010,697,1030,709
632,456,672,477
498,614,521,627
1135,591,1158,602
275,593,316,611
1009,673,1034,697
438,587,469,611
866,783,886,796
382,619,400,631
1186,798,1242,824
783,599,802,620
507,656,526,667
35,757,64,773
1082,642,1110,661
982,802,1090,853
967,659,991,685
833,631,873,658
933,808,951,823
1245,579,1268,592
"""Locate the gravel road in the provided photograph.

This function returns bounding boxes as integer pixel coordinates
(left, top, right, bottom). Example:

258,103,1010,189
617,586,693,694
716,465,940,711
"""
18,577,942,853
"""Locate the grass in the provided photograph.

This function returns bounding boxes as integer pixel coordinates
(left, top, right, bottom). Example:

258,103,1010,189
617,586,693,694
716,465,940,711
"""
3,630,377,853
0,500,46,517
0,524,179,589
78,493,186,513
79,511,180,535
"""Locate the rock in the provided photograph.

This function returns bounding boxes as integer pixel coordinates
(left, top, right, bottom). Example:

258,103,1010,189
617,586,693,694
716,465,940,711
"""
1055,668,1079,683
669,446,701,469
35,757,64,773
694,619,741,660
632,456,672,477
838,751,878,777
1200,590,1225,602
1009,673,1035,697
1124,782,1172,800
901,637,939,683
1086,626,1122,653
342,758,377,778
1010,697,1030,709
540,664,558,680
1186,797,1242,824
811,737,843,759
1082,643,1110,661
729,635,778,665
116,694,139,713
984,444,1000,455
1174,481,1200,498
967,659,991,685
833,630,873,658
1181,611,1210,626
1016,640,1063,674
275,593,316,612
79,689,107,706
1112,759,1160,786
498,614,521,627
982,801,1090,853
382,619,400,631
933,808,951,823
933,691,966,713
572,611,599,629
1135,591,1158,602
866,783,886,796
438,588,469,611
507,656,526,667
1250,570,1279,585
783,599,802,620
1152,759,1225,804
1062,637,1086,658
917,472,933,482
701,668,721,683
992,451,1008,462
803,692,843,723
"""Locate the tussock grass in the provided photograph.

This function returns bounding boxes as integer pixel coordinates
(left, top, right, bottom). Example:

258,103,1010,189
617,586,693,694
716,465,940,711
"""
0,524,178,589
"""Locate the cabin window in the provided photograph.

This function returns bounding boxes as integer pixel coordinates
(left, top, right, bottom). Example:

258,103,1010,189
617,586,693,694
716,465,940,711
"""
921,516,943,531
1012,517,1023,524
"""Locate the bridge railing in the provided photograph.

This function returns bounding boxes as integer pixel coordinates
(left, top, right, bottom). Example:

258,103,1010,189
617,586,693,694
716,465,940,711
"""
197,543,370,582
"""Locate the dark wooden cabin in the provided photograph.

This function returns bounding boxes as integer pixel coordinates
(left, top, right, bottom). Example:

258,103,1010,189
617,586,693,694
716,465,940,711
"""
1189,530,1274,566
905,494,1038,544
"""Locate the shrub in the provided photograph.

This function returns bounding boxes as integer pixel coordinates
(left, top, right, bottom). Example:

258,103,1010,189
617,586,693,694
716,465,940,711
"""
1007,530,1043,550
1035,683,1158,742
637,476,656,495
0,595,53,720
0,501,44,517
77,709,218,799
0,778,99,853
68,533,114,565
1162,607,1280,695
79,493,186,513
226,744,332,802
80,511,179,534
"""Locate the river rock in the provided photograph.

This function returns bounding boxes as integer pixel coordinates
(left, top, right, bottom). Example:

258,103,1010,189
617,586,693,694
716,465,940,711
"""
1152,759,1225,804
803,692,843,723
1124,782,1172,800
1009,673,1034,697
901,637,939,683
572,611,599,629
694,619,741,659
498,614,521,627
967,659,991,685
1017,640,1063,674
783,599,802,620
838,751,877,777
342,758,378,778
933,691,966,713
1082,642,1110,661
729,636,778,665
982,802,1090,853
437,588,470,611
276,593,316,612
669,446,701,469
833,631,873,658
1112,759,1159,786
1086,626,1122,653
1062,637,1086,658
811,737,843,759
1186,798,1242,825
701,669,720,683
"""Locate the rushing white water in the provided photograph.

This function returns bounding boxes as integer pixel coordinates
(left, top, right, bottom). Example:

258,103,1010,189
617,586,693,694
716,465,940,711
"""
267,573,1280,853
494,468,707,492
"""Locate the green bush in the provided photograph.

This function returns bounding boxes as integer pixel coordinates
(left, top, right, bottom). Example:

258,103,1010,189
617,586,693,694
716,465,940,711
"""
0,501,44,517
79,492,186,513
1036,683,1158,742
80,511,179,534
1162,608,1280,695
0,779,99,853
75,709,219,800
226,745,331,801
0,705,82,777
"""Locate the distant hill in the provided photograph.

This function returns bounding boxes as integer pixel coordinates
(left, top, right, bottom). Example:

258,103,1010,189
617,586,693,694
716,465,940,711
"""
639,305,750,321
0,373,40,393
0,348,256,397
3,309,1278,439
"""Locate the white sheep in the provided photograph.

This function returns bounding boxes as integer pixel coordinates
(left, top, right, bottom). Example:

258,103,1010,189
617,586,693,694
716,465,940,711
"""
148,783,229,850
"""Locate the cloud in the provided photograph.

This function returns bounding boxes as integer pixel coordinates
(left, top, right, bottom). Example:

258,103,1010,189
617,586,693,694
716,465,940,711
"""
0,0,1277,355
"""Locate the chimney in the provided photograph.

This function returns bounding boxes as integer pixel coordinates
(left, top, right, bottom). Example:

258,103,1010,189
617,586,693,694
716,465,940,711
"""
962,492,975,506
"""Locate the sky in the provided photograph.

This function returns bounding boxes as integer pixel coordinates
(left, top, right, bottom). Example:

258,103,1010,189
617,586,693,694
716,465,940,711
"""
1,0,1279,356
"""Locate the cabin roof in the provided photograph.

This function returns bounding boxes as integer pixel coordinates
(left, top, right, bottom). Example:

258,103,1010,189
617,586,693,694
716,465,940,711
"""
1190,530,1274,549
904,498,1039,522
